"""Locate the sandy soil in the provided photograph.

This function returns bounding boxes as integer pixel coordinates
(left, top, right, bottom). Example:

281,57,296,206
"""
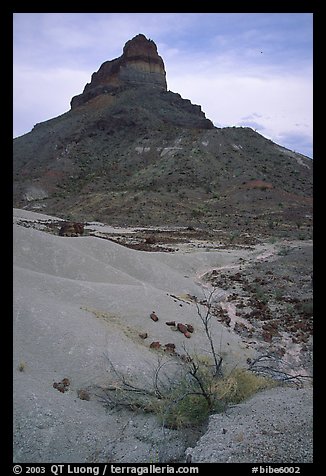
13,209,313,463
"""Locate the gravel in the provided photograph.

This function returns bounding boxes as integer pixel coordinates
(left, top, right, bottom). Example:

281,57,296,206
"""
185,385,313,463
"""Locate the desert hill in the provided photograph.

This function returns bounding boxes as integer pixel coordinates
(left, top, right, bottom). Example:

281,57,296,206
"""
13,34,312,241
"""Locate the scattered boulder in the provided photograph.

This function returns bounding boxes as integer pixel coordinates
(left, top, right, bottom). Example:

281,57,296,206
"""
53,382,65,393
166,321,176,326
145,235,157,245
139,332,148,339
77,389,90,401
53,378,70,393
164,343,176,353
59,222,84,237
177,323,188,334
150,341,161,349
186,324,194,333
177,323,192,338
150,311,159,322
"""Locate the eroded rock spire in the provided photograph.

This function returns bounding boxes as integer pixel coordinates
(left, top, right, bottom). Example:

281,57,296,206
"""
71,34,167,109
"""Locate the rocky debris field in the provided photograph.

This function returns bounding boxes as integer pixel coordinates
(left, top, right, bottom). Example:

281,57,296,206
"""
202,241,313,380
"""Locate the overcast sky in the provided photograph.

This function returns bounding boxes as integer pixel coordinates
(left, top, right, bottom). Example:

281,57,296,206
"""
13,12,313,158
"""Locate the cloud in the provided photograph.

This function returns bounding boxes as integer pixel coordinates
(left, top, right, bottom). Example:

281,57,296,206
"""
240,113,264,120
272,131,313,158
165,48,313,157
237,120,266,131
13,64,90,137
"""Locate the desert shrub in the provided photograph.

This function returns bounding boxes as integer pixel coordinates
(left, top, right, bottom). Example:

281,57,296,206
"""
157,375,212,429
159,364,273,428
191,207,202,218
100,351,273,430
296,299,313,317
217,368,274,404
253,285,269,304
273,289,284,301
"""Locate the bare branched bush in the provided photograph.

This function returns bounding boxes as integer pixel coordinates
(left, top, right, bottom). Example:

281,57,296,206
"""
247,353,313,387
194,287,225,376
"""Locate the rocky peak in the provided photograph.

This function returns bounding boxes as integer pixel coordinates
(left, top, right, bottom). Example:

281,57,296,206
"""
71,34,167,109
122,33,163,64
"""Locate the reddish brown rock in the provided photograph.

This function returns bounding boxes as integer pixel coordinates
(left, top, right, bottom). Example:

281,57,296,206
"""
61,378,70,387
244,180,273,190
164,343,176,353
186,324,194,333
53,377,70,393
145,235,157,245
59,222,84,237
262,330,273,342
139,332,148,339
177,323,188,334
150,311,159,322
150,341,161,349
53,382,65,393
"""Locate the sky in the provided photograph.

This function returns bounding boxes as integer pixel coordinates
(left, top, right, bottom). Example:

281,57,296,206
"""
13,12,313,158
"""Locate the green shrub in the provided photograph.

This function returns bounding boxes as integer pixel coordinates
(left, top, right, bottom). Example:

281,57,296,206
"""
160,391,211,428
253,285,269,304
153,360,273,429
220,368,274,404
